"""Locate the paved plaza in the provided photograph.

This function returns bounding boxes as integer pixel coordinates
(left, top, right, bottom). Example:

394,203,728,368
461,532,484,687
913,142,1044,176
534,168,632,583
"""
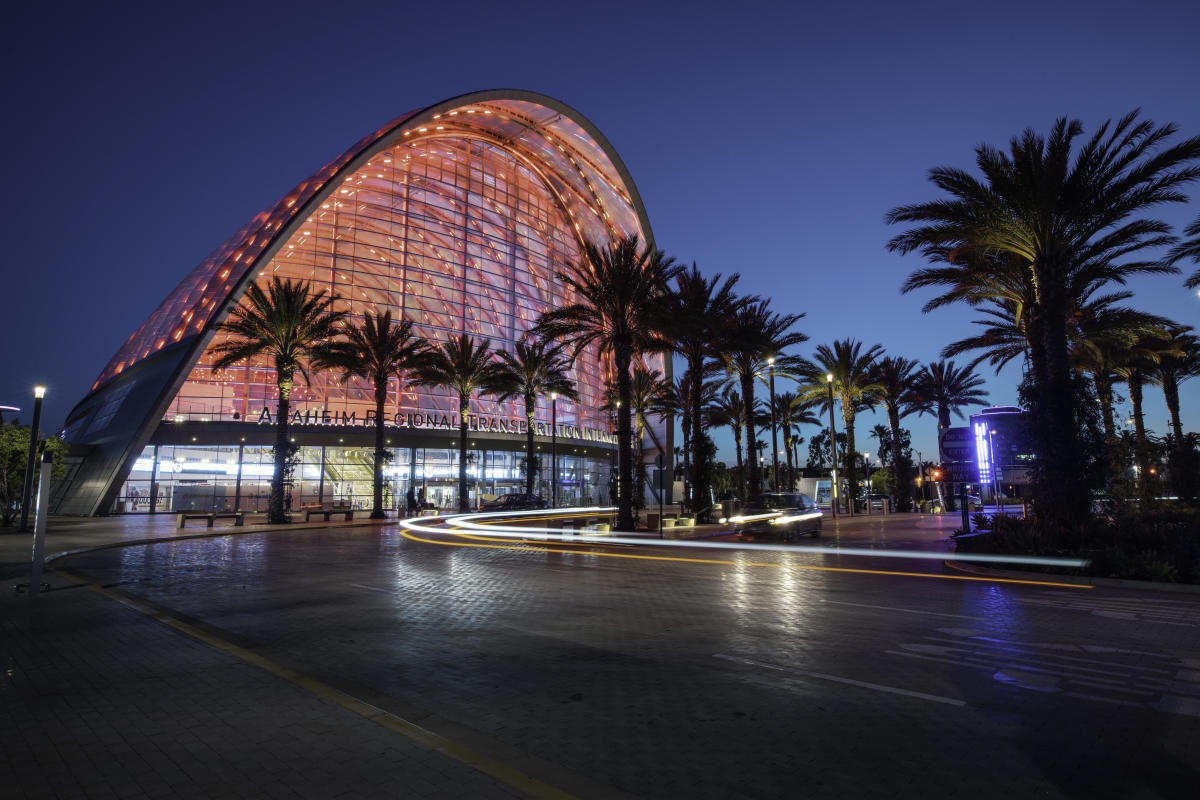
3,512,1198,799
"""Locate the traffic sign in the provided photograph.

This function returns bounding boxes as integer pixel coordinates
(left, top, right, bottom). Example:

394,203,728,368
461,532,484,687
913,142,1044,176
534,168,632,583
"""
938,426,975,463
941,461,978,483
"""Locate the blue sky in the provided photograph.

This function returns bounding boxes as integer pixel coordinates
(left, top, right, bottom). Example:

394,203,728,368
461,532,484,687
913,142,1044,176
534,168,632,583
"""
2,0,1198,466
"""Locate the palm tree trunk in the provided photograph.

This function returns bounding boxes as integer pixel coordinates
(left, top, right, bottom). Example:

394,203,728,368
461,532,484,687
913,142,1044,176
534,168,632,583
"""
681,413,692,511
938,402,957,513
1130,373,1152,507
371,380,387,519
1092,372,1119,488
888,403,910,512
525,394,536,496
688,366,710,517
732,423,745,502
1162,374,1183,448
270,364,295,524
783,430,794,491
615,344,635,531
458,395,470,513
740,372,760,497
842,404,858,509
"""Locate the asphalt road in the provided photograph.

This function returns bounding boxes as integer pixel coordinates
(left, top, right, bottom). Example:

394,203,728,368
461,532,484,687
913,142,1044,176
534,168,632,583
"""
58,521,1200,799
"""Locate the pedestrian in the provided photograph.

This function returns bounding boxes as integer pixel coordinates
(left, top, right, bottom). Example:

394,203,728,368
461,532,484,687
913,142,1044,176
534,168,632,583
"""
417,486,426,510
406,486,417,516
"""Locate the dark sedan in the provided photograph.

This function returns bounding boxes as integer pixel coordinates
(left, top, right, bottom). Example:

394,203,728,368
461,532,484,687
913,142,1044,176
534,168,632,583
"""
729,493,822,542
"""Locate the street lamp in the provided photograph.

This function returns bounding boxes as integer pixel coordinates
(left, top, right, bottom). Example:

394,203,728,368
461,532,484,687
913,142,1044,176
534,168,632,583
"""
18,385,46,532
767,356,779,491
863,452,872,515
550,392,558,508
825,373,839,518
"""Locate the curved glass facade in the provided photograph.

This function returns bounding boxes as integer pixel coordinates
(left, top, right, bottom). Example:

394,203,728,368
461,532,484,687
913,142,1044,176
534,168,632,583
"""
58,91,666,516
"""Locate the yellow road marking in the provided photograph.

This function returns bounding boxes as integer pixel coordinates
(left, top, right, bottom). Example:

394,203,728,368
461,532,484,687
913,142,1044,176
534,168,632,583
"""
400,530,1093,590
53,569,581,800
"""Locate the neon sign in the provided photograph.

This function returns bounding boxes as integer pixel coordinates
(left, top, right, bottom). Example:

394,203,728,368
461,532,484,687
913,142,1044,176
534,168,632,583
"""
974,422,992,483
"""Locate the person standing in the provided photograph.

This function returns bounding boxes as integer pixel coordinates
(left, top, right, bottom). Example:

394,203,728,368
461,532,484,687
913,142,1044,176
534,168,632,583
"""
405,486,417,516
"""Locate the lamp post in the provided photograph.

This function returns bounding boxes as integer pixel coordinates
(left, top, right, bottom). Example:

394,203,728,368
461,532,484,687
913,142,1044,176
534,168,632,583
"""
767,356,778,491
863,452,872,515
825,373,839,518
550,392,558,508
18,385,46,532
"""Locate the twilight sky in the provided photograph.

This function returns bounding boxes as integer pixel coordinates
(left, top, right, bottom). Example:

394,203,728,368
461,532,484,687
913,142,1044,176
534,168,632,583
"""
3,0,1198,466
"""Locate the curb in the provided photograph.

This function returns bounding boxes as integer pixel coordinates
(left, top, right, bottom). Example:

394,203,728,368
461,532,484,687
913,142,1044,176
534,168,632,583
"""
944,559,1200,595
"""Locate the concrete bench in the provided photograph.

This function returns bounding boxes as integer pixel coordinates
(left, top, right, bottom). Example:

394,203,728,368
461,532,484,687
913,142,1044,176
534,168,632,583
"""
303,507,355,522
177,512,244,529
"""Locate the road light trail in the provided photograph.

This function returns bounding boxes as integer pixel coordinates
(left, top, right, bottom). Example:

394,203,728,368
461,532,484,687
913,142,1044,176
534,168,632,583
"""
398,507,1091,569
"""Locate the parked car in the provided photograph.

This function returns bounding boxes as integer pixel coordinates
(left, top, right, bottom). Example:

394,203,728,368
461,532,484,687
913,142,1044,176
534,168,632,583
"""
477,493,548,512
731,493,822,542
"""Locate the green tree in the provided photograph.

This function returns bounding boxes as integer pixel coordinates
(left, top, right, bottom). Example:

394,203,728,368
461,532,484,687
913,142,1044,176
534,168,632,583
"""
888,111,1200,526
313,311,428,519
776,392,819,491
211,277,347,523
411,334,516,513
494,338,578,498
534,235,680,531
706,387,751,501
1169,212,1200,289
800,340,884,509
1,423,67,526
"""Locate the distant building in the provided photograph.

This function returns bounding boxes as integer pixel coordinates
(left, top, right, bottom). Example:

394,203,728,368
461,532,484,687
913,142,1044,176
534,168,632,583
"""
54,90,666,515
969,406,1033,498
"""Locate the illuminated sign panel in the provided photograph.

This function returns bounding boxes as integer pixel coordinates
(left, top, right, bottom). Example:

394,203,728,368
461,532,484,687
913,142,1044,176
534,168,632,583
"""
974,421,992,483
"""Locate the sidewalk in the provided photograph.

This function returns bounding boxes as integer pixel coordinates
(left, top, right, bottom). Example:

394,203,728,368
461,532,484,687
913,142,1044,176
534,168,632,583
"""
0,515,538,800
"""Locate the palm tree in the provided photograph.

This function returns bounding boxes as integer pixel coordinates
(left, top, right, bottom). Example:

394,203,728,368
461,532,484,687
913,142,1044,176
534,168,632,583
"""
775,393,819,491
603,366,670,505
888,111,1200,524
313,311,428,519
706,387,748,501
1112,333,1181,506
494,337,578,498
1148,327,1200,447
210,278,347,523
1169,212,1200,289
659,265,749,516
410,334,515,513
800,340,884,510
871,356,922,511
534,235,680,531
718,300,808,498
914,360,989,433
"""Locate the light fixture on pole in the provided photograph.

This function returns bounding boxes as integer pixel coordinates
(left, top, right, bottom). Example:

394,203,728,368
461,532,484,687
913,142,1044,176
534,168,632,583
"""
767,356,778,491
825,373,839,518
863,452,872,515
18,385,46,532
550,392,558,508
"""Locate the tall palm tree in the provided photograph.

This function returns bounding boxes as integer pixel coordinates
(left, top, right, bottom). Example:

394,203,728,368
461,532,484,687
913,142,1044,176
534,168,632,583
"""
313,311,428,519
210,278,347,523
534,235,680,531
913,360,988,512
1112,333,1180,506
800,340,885,510
776,393,819,491
718,300,808,498
914,360,989,433
706,387,751,501
888,111,1200,525
494,337,578,497
603,366,670,505
410,334,515,513
659,265,749,516
871,356,922,511
1148,327,1200,447
651,368,719,511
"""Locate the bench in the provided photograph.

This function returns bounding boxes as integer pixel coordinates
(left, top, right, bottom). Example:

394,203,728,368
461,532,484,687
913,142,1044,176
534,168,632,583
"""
302,506,355,522
177,512,244,529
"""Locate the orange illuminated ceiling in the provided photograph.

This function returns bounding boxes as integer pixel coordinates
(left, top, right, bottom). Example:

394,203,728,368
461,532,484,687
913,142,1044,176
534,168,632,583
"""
91,91,650,393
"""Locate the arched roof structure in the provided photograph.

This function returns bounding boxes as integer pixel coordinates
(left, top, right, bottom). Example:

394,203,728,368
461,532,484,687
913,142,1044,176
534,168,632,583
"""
57,90,655,515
